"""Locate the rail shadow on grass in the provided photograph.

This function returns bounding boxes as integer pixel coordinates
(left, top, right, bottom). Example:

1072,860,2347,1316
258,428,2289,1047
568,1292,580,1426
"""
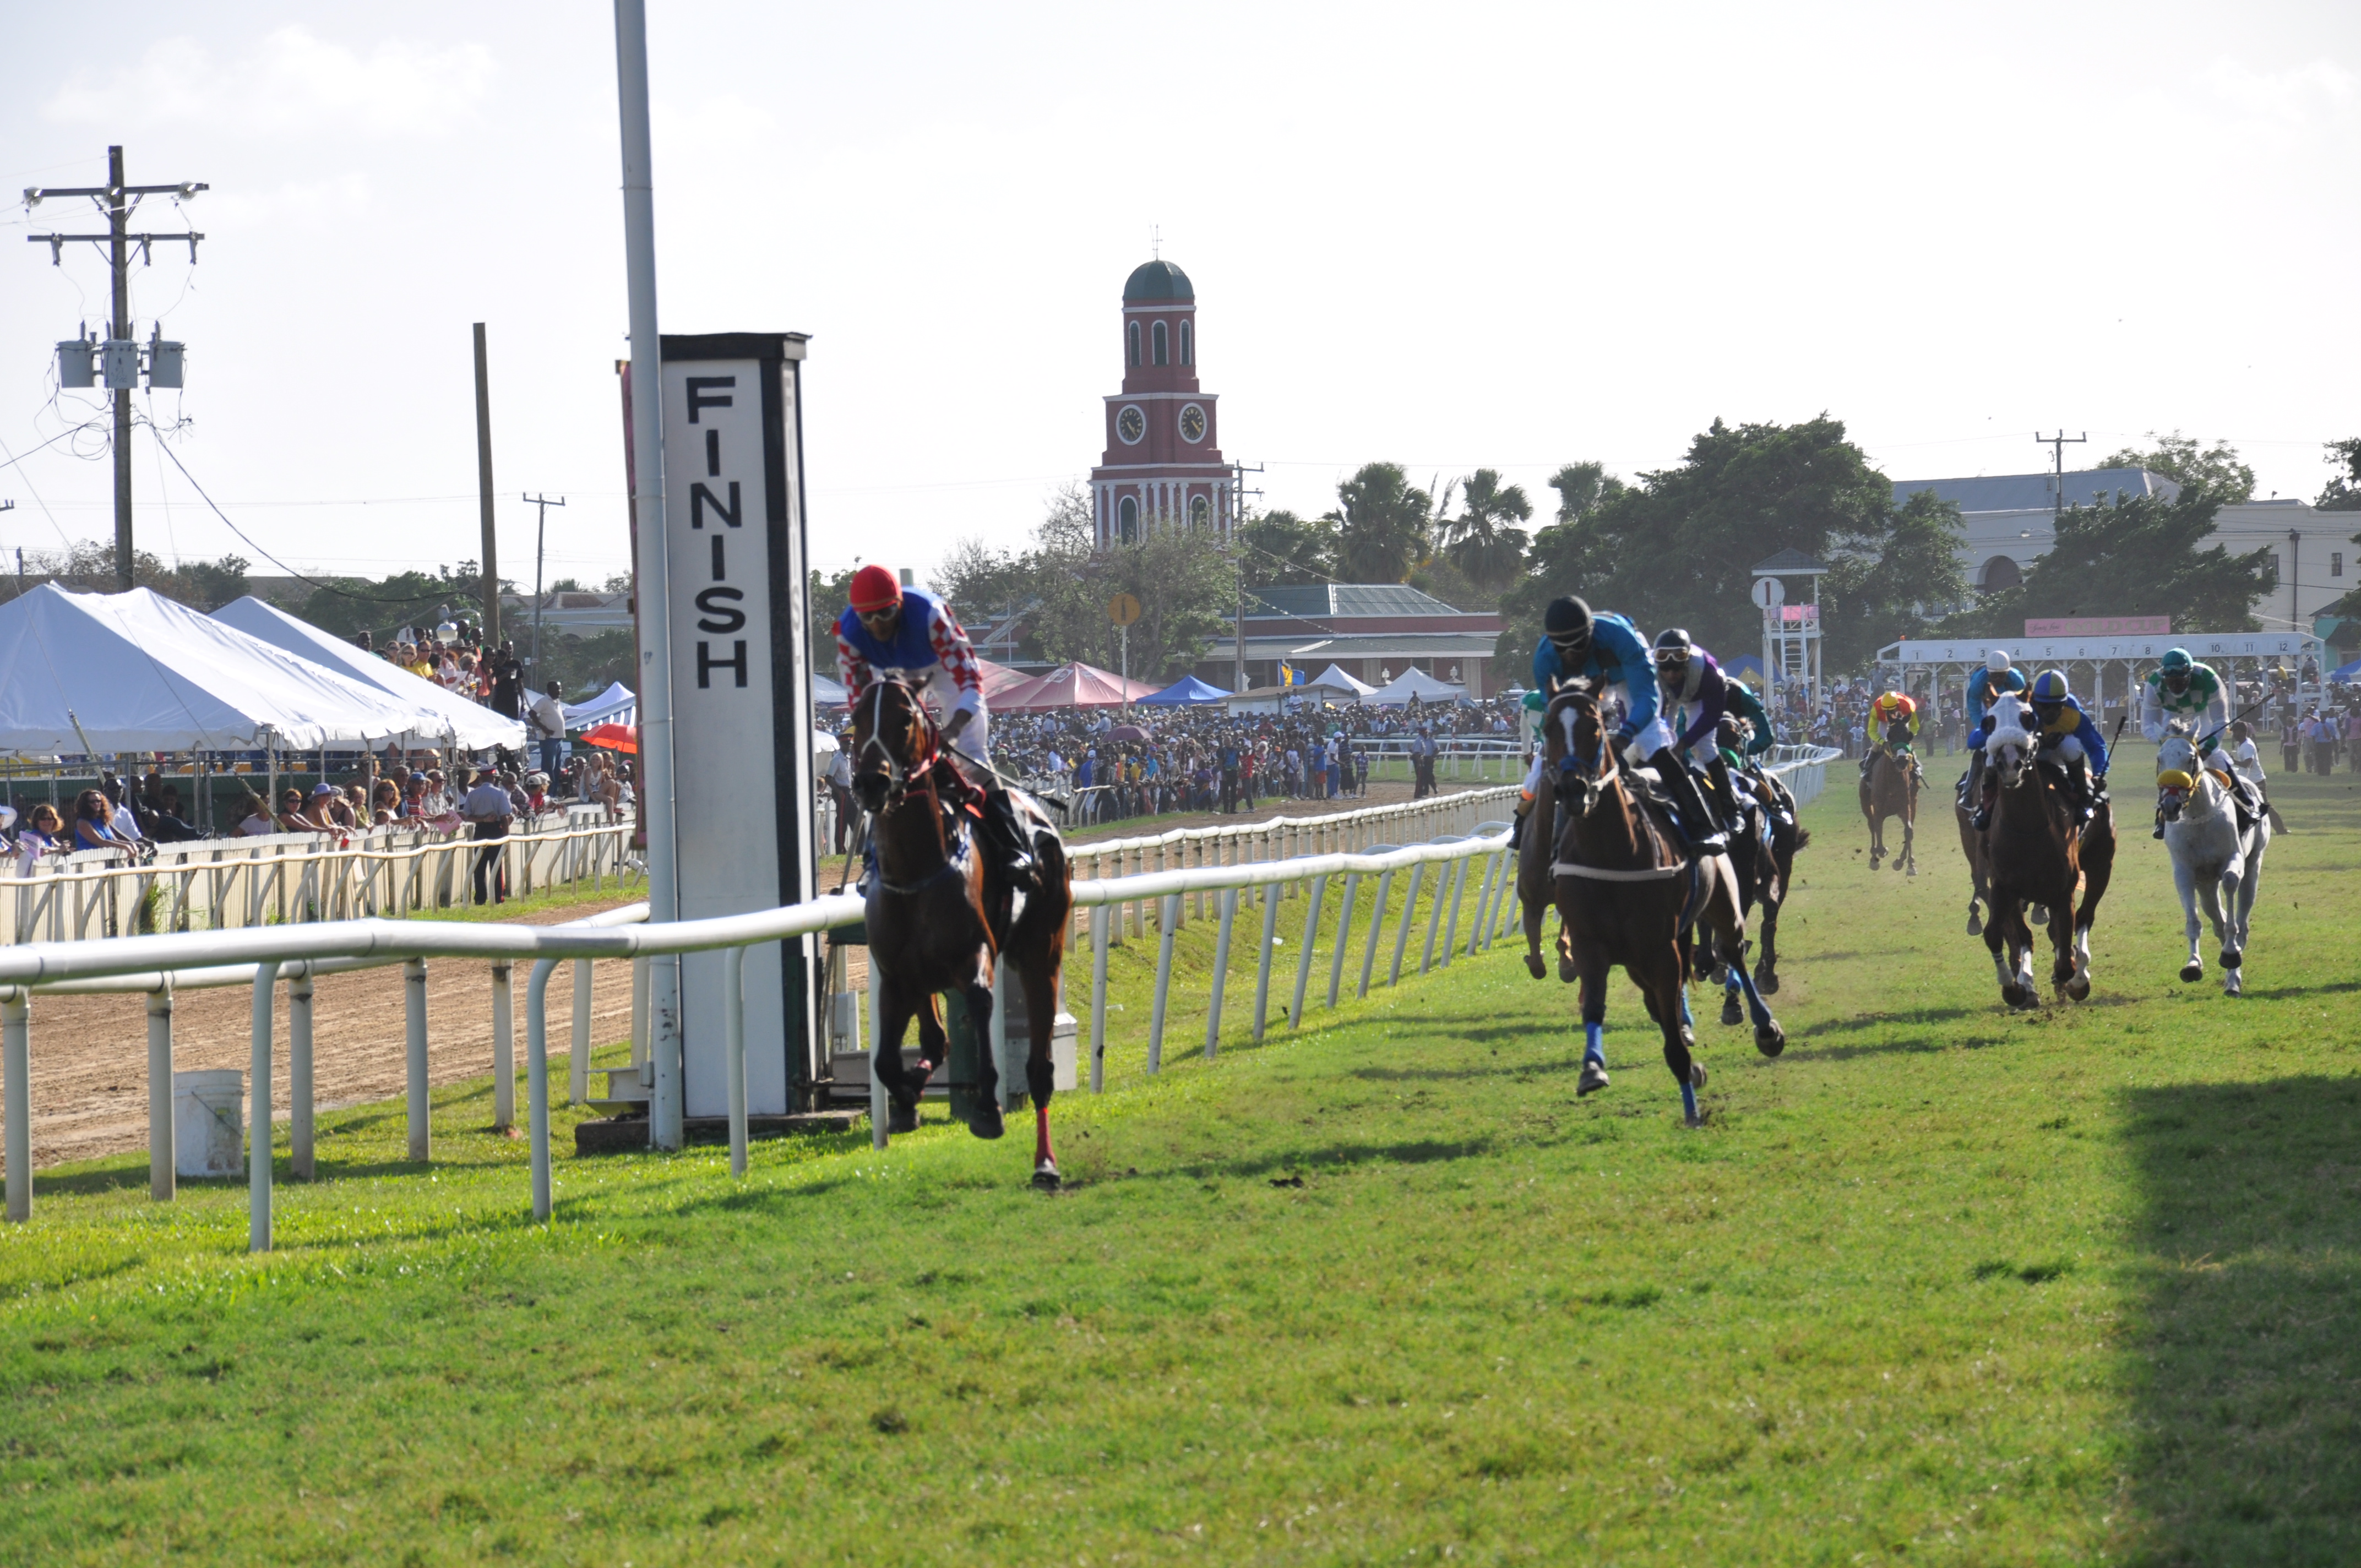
2123,1074,2361,1565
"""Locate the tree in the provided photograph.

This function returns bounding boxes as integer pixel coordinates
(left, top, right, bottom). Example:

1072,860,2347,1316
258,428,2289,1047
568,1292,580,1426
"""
2101,431,2256,504
0,541,252,611
1323,462,1431,583
1548,461,1609,524
1965,489,2276,634
1820,490,1969,667
1498,417,1893,668
2316,437,2361,511
1498,460,1624,669
1236,509,1336,586
293,564,508,645
807,564,861,679
1439,468,1531,591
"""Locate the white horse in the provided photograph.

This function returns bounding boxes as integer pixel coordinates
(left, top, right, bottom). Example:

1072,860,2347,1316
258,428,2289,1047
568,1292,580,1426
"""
2156,732,2270,995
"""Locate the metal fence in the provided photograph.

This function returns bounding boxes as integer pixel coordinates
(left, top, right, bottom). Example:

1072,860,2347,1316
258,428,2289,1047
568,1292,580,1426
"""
1,812,638,945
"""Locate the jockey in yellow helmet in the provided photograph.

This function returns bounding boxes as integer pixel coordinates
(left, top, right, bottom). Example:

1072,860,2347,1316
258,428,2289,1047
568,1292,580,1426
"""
1860,689,1923,784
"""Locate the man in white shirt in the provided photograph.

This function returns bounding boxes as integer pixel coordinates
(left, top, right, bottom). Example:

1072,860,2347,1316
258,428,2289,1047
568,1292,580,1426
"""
529,682,569,781
462,765,516,905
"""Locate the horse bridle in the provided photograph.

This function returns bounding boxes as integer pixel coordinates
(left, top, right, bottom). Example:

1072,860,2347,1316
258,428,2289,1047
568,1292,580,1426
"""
856,679,939,806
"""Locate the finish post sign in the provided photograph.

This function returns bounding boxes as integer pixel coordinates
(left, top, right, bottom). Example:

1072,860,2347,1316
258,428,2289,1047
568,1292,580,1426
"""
658,333,819,1118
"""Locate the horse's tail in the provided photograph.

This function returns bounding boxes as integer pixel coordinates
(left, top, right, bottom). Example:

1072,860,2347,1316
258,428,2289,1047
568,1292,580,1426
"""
1792,826,1812,850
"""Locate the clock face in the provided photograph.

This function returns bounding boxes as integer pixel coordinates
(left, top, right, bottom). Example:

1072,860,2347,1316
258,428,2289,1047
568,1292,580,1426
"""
1178,404,1206,443
1117,405,1146,444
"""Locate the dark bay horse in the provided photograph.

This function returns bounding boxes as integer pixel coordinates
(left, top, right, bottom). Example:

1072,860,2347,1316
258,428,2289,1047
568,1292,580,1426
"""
850,679,1073,1187
1543,687,1783,1127
1859,729,1917,875
1722,755,1808,999
1977,697,2115,1008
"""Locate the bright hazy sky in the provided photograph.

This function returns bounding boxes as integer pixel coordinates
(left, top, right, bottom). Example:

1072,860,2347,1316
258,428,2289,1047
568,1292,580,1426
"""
3,2,2356,594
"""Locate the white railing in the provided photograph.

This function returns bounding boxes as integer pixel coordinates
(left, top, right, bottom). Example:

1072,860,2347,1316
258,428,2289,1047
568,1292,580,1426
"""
1762,744,1842,805
0,815,639,944
0,750,1834,1249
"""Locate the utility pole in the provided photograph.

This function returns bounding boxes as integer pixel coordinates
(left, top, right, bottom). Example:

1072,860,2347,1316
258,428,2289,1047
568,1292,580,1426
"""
24,146,207,591
473,324,502,644
1230,458,1263,693
523,492,567,677
2035,430,2086,533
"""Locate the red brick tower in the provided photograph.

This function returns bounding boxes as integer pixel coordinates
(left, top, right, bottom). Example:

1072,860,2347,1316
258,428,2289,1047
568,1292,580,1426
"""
1089,259,1232,548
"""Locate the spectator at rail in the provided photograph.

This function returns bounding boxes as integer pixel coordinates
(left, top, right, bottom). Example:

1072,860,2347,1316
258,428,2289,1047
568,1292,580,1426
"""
14,804,66,875
140,785,202,842
371,779,401,825
462,764,515,905
68,789,130,854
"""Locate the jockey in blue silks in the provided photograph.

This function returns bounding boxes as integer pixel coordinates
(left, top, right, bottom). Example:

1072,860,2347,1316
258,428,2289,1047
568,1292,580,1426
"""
1971,667,2107,829
1959,647,2030,813
1513,595,1723,853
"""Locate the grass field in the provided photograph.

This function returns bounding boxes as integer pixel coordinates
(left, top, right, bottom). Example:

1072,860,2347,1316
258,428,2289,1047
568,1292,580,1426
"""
2,742,2356,1564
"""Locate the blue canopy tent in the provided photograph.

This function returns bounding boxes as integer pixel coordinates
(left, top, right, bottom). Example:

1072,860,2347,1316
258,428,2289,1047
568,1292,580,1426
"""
2331,657,2361,683
1138,674,1232,706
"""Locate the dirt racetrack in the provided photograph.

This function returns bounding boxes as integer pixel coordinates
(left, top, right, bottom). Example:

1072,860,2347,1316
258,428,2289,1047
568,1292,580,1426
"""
20,898,645,1170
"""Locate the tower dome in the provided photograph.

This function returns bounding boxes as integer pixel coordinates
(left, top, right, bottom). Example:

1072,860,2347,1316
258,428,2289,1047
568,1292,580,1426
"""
1123,259,1194,301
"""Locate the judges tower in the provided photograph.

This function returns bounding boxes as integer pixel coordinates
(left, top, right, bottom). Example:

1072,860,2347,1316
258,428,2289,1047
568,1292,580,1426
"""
1089,259,1232,548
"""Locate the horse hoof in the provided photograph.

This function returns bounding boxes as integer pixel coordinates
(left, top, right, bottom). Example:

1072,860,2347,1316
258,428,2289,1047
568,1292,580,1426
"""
2179,961,2204,983
2221,949,2243,971
1558,960,1579,983
1905,864,1917,878
2065,974,2091,1002
1966,912,1983,937
1032,1162,1062,1192
1708,961,1729,986
1679,1026,1696,1050
1525,954,1546,980
1684,1110,1706,1130
889,1102,919,1135
2029,905,2049,928
2224,973,2243,998
1720,994,1744,1027
1577,1061,1610,1097
967,1103,1006,1141
1754,966,1780,997
1689,1061,1709,1090
1754,1022,1785,1057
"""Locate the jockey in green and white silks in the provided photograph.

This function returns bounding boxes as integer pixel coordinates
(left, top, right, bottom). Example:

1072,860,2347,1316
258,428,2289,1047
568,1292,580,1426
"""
2139,647,2251,839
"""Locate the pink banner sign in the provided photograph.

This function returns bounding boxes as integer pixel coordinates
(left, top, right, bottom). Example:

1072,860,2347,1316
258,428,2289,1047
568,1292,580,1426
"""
2024,616,2170,636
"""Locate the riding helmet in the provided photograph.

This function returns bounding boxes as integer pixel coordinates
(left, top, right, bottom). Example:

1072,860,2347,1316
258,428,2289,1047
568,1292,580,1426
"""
1985,649,2012,673
1543,595,1593,649
848,564,902,614
2030,669,2070,710
1652,628,1693,668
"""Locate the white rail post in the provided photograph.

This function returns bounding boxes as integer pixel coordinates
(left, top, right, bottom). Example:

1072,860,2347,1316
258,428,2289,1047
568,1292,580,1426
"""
404,957,430,1162
527,957,557,1221
1146,893,1179,1074
724,945,747,1178
491,961,515,1129
1465,851,1500,959
1252,881,1282,1042
569,959,592,1107
1359,865,1394,999
3,991,28,1223
1288,874,1328,1029
146,985,174,1201
1420,849,1459,974
1437,854,1472,970
289,968,315,1180
249,961,279,1253
868,954,889,1148
1089,905,1110,1092
1328,872,1359,1008
1205,885,1237,1059
1388,863,1426,986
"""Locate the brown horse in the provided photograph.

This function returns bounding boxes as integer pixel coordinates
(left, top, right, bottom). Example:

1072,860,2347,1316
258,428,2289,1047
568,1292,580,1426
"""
1954,788,1992,935
1859,731,1918,875
1724,758,1808,997
1977,699,2115,1008
850,679,1073,1188
1542,686,1783,1127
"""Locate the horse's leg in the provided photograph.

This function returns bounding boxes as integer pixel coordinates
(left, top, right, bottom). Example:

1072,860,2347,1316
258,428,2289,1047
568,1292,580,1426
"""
874,985,923,1135
1985,894,2024,1008
1644,949,1705,1128
1016,956,1061,1188
1900,801,1916,876
960,960,1005,1142
1521,863,1548,981
1958,808,1985,935
2174,854,2205,983
1572,938,1611,1096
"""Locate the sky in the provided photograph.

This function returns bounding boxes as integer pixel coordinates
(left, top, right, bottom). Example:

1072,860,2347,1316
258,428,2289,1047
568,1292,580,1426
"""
2,1,2357,596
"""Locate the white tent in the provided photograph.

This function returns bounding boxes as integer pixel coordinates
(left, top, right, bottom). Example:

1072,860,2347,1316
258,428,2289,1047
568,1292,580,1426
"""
813,673,849,708
0,585,442,755
561,680,637,729
1304,662,1375,698
1363,668,1468,706
214,596,526,751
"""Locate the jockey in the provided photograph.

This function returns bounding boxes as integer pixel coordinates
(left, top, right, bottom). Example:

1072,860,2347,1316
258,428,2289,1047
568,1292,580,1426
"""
834,564,1036,887
1960,649,2028,813
1652,628,1761,835
1973,668,2106,829
2139,647,2250,837
1861,689,1922,783
1510,595,1722,853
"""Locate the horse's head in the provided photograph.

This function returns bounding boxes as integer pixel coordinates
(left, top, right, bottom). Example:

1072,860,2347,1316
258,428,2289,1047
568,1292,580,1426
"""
2155,733,2197,781
1543,680,1615,804
850,678,937,813
1985,694,2037,788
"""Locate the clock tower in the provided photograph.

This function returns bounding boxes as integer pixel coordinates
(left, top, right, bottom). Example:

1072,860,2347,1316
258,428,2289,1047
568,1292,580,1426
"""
1089,258,1232,548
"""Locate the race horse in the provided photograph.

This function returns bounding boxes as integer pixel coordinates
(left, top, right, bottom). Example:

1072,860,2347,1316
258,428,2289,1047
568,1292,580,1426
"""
2155,731,2270,995
1859,722,1918,875
849,678,1073,1187
1721,753,1808,998
1976,695,2115,1008
1541,685,1783,1127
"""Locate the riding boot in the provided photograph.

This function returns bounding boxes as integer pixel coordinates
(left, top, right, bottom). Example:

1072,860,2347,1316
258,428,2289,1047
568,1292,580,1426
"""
2066,759,2093,824
1960,744,1985,811
1971,775,1997,832
1649,749,1727,852
1509,792,1532,850
982,787,1039,890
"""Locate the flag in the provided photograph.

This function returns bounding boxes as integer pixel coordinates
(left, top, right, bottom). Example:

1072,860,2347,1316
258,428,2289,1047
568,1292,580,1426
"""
1279,661,1295,687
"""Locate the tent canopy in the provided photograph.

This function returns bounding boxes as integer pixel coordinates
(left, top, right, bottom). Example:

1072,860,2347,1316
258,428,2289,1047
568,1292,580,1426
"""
993,663,1160,711
1363,668,1468,706
977,657,1033,699
1304,662,1374,696
0,585,439,755
2331,657,2361,683
1137,674,1232,706
214,595,526,750
559,679,637,729
813,673,849,708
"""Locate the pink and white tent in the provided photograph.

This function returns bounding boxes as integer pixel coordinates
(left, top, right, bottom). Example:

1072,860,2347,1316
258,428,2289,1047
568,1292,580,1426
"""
992,662,1160,711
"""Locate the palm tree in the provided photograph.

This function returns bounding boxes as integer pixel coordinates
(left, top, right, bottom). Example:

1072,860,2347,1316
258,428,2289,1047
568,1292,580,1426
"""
1440,468,1532,591
1324,462,1432,582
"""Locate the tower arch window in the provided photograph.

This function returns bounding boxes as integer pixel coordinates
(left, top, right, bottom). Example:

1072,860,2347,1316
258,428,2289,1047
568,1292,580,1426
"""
1179,320,1193,366
1152,320,1168,366
1127,321,1140,367
1119,496,1138,544
1190,494,1210,529
1978,556,2022,592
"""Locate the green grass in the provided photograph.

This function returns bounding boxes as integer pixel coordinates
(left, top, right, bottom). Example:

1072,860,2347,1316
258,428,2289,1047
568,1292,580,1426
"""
2,742,2357,1564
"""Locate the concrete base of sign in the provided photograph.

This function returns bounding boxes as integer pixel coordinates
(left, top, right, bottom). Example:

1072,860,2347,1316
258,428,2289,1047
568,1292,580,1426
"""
573,1109,862,1155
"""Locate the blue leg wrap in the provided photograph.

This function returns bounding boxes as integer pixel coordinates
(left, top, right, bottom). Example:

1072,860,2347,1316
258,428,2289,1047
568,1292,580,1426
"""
1680,1079,1700,1122
1678,989,1694,1027
1582,1022,1605,1068
1737,963,1772,1027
